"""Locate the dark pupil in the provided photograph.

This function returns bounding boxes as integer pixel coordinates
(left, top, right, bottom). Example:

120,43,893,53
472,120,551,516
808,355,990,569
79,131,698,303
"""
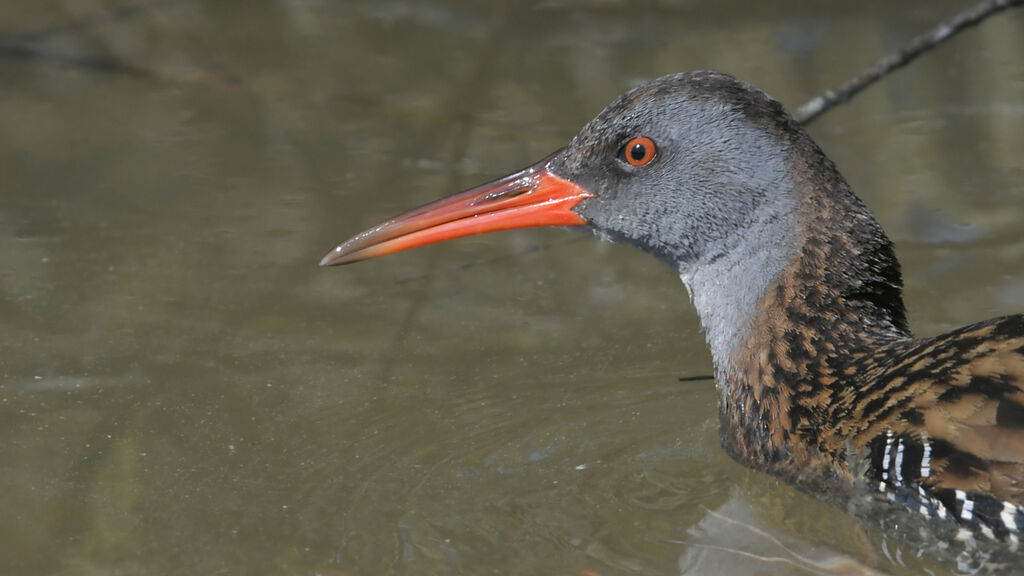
630,143,646,161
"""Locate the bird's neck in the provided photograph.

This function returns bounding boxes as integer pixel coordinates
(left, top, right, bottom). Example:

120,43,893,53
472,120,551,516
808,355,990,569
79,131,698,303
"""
683,147,911,473
680,197,799,373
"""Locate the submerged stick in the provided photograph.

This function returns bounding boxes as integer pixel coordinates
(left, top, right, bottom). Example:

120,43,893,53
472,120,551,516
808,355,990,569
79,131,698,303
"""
794,0,1024,125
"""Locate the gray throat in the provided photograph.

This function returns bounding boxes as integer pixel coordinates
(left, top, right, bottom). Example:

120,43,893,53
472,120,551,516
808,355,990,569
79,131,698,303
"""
679,193,800,379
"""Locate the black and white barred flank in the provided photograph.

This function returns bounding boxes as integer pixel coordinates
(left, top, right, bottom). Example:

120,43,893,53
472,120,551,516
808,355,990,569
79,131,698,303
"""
867,429,1024,549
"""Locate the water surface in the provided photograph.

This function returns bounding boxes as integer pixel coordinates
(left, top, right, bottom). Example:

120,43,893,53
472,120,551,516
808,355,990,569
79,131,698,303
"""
2,1,1023,574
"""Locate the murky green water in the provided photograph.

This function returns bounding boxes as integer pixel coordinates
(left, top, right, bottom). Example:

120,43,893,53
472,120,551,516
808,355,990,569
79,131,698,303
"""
2,1,1023,574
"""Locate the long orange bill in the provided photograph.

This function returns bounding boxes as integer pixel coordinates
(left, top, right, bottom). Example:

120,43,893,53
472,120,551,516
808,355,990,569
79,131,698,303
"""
319,150,593,266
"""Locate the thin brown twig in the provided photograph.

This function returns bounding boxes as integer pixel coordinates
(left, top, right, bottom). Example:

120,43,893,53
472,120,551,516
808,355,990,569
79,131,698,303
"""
795,0,1024,125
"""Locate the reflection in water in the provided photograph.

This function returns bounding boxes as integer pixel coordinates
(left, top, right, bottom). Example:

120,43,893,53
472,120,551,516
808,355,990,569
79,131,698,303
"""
679,495,888,576
1,1,1022,575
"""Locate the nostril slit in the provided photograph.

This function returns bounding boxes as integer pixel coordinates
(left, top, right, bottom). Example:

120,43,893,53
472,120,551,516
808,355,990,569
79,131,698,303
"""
472,186,530,206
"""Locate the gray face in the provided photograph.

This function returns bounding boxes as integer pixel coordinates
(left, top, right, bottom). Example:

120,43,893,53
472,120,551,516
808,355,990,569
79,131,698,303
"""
550,72,797,275
550,72,804,366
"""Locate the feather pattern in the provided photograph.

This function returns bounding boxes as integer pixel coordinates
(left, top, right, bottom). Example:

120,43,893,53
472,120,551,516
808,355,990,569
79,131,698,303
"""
564,72,1024,553
715,115,1024,546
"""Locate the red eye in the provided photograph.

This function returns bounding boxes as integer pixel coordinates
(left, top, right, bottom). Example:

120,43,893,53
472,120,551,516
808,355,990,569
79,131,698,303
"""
624,137,656,167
